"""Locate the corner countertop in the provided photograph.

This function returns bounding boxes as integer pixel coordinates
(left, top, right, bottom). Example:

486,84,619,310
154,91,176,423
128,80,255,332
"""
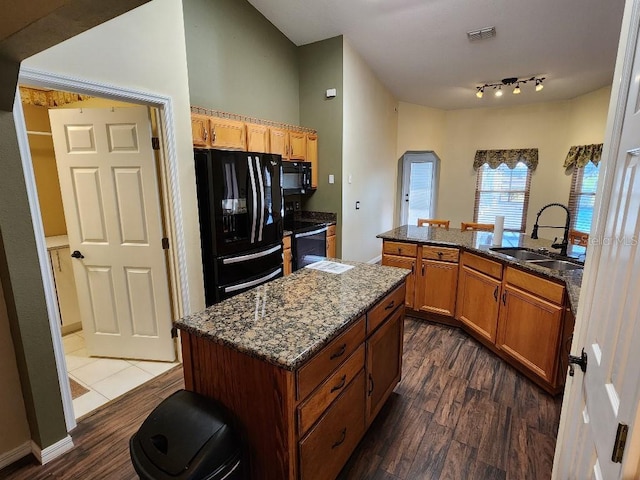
377,226,584,314
175,260,409,371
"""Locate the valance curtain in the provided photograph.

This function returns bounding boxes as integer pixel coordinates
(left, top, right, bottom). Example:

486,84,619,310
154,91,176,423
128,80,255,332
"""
563,144,603,171
473,148,538,171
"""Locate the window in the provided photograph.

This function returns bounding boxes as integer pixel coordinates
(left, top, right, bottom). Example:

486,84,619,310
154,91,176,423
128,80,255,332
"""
474,162,532,232
568,162,599,233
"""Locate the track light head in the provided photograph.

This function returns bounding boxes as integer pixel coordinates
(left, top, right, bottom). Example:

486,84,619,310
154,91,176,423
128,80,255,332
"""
475,76,545,98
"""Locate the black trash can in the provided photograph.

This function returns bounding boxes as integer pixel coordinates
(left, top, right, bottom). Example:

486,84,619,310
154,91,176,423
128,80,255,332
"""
130,389,242,480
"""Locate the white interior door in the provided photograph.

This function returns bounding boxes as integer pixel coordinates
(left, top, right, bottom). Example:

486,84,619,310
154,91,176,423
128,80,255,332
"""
49,106,175,361
554,1,640,477
400,152,439,226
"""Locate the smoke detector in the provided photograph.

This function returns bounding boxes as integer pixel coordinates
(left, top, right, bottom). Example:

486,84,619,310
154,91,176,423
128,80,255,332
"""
467,26,496,41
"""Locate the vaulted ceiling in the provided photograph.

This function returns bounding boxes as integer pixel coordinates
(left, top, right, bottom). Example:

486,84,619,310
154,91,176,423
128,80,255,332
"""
248,0,626,110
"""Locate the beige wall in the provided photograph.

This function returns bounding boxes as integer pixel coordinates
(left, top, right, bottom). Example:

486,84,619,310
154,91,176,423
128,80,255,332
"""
0,275,31,462
342,40,398,262
396,87,611,234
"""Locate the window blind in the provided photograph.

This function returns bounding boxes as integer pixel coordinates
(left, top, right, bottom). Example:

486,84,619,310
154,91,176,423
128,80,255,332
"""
568,162,599,233
474,162,532,232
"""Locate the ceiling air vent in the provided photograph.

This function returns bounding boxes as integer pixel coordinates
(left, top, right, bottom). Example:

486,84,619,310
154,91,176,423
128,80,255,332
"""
467,26,496,42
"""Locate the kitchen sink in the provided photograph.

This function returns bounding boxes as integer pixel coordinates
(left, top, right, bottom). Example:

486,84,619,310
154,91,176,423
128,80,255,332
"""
526,259,583,271
490,247,550,261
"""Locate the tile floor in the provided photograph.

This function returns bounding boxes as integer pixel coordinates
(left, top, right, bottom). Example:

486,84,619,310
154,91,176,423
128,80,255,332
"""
63,331,180,419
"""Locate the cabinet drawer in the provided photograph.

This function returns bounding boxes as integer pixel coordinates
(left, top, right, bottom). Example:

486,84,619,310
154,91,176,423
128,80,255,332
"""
461,252,503,280
383,241,417,257
367,283,406,334
422,245,459,263
297,345,364,436
297,316,365,400
283,234,291,249
299,371,366,480
327,224,336,237
504,267,565,305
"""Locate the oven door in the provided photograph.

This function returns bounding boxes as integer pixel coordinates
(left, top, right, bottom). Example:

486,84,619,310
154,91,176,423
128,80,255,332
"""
293,226,327,270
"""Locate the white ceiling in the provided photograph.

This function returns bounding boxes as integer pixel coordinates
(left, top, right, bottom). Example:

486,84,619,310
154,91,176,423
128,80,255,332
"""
247,0,626,110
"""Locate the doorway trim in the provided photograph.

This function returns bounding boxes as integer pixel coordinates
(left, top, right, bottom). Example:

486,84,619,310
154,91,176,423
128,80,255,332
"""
13,66,190,435
399,150,441,227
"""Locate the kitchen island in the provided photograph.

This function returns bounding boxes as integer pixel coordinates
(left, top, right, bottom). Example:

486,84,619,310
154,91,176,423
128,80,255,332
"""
377,225,584,395
175,261,409,480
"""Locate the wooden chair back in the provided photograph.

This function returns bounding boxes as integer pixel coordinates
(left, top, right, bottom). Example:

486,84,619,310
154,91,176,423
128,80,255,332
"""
569,230,589,247
417,218,450,229
461,222,494,232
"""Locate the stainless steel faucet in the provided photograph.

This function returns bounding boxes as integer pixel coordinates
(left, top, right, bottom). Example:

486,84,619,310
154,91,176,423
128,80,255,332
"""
531,203,571,256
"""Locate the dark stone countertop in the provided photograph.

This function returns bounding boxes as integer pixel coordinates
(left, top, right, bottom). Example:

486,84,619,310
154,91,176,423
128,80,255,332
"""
377,226,584,315
175,261,409,370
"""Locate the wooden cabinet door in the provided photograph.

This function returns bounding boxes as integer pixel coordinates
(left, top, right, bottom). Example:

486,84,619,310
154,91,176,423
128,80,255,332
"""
283,247,292,276
269,127,289,160
496,285,563,384
210,118,246,150
381,254,415,309
326,235,336,259
455,266,501,343
366,306,403,424
246,123,269,152
416,260,458,316
289,131,307,160
306,133,318,188
191,114,210,147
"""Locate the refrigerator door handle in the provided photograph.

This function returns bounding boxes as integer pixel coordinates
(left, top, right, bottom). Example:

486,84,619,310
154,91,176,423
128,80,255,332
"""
224,268,282,293
248,155,258,243
222,244,282,264
255,156,265,243
295,226,328,239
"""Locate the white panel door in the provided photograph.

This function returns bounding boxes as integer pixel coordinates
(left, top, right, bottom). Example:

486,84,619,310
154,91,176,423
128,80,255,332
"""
49,106,175,361
400,152,439,226
554,2,640,478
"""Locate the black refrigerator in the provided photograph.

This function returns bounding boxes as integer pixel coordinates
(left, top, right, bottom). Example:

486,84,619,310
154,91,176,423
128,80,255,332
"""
194,148,284,305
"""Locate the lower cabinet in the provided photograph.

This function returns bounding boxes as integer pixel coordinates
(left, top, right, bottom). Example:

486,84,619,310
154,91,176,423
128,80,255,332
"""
496,283,564,385
456,265,501,343
416,260,458,316
283,234,292,276
181,282,406,480
326,224,336,258
366,306,403,423
381,254,415,309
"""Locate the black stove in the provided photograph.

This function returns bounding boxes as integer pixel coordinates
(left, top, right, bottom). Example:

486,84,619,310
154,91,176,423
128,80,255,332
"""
284,219,328,233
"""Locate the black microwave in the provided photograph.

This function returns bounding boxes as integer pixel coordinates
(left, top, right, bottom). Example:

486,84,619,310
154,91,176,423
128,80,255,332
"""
282,161,313,195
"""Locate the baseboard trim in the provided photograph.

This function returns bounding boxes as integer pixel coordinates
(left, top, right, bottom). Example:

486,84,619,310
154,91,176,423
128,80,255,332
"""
0,441,31,469
32,435,74,465
368,254,382,265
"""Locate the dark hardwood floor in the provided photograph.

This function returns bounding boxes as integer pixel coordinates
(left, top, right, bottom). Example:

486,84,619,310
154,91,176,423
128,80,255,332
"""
2,317,561,480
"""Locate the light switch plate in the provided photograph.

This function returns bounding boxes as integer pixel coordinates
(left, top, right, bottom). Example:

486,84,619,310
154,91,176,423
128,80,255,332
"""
329,174,335,184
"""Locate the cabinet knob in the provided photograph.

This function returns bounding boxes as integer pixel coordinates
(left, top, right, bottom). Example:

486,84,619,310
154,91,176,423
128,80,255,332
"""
70,250,85,259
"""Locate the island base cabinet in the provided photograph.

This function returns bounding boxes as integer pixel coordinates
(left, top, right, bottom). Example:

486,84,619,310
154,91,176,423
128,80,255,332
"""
382,254,415,309
416,260,458,317
456,266,501,343
496,286,563,384
366,306,403,423
299,371,365,480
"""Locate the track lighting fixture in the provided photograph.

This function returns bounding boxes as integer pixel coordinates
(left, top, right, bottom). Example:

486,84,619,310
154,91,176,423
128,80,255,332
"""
475,76,545,98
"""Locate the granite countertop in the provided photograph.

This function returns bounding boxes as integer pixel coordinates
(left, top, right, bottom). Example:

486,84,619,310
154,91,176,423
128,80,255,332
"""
377,226,584,314
175,261,409,370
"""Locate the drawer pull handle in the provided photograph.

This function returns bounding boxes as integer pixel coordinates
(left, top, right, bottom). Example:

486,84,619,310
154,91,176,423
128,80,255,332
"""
330,344,346,360
368,373,374,396
502,291,507,305
437,251,443,258
397,247,401,254
493,286,498,302
331,428,347,449
384,300,395,311
330,375,347,393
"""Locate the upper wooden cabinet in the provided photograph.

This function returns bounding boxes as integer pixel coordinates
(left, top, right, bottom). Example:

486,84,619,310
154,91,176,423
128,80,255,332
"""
209,118,246,150
289,131,307,160
191,114,210,147
307,133,318,188
269,127,290,160
246,123,270,152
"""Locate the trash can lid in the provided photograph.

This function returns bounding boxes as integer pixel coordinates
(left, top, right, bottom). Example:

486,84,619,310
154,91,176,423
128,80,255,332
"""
136,390,238,476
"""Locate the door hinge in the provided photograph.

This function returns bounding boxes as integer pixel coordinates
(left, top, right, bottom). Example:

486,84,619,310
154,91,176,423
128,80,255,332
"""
171,326,178,338
568,348,588,376
152,137,160,150
162,237,170,250
612,422,628,463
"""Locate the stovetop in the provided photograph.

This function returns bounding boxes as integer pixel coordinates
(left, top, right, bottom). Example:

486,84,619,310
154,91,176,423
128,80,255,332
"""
284,219,328,233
